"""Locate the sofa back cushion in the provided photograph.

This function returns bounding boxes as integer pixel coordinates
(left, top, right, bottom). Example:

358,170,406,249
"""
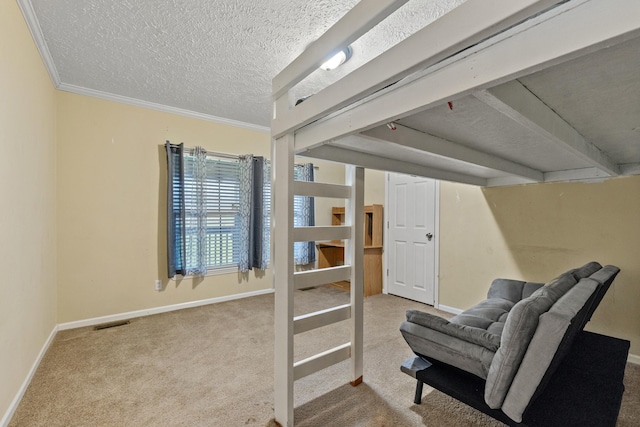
569,261,602,280
500,278,599,422
484,273,577,409
534,271,580,301
487,279,544,303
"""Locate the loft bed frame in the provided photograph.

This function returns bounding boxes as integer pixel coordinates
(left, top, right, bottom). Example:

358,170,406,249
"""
270,0,640,425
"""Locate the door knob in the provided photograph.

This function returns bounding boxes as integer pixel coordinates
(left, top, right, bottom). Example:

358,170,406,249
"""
426,233,433,241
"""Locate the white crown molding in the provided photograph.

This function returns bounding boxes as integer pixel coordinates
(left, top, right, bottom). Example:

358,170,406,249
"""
57,83,270,134
0,325,58,427
18,0,270,134
16,0,61,87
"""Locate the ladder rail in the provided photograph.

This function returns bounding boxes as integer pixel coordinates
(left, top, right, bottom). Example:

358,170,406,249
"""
293,343,352,381
294,304,352,335
293,225,351,242
293,265,351,290
273,132,365,425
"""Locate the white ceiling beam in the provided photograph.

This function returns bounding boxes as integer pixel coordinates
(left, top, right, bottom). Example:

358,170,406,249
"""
272,0,562,138
293,0,640,152
486,176,535,187
474,80,620,176
543,168,611,183
488,164,640,187
272,0,409,100
362,124,543,182
620,163,640,176
300,145,487,187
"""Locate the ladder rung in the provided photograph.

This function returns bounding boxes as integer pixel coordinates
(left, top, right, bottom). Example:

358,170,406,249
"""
294,225,351,242
294,304,351,335
294,181,351,199
293,343,351,381
294,265,351,289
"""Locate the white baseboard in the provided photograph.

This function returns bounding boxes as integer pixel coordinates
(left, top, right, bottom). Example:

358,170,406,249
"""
437,304,463,315
58,288,274,330
1,325,58,427
628,353,640,365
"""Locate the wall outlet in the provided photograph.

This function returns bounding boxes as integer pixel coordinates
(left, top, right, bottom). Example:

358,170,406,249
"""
155,280,162,291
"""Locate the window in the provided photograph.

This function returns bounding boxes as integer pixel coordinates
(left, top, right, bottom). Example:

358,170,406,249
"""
166,143,314,278
182,152,241,269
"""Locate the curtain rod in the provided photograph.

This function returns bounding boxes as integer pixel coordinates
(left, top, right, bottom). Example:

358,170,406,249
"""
167,142,317,166
187,147,239,160
166,141,240,160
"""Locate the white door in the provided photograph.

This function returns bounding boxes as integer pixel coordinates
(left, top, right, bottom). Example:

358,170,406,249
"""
386,173,438,305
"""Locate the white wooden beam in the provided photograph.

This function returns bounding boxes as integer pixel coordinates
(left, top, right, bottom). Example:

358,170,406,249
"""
272,134,295,427
544,167,611,183
362,124,543,182
293,0,640,152
486,176,535,187
293,343,352,381
620,163,640,176
294,225,351,242
272,0,409,100
487,165,640,187
294,265,351,290
474,80,620,176
301,145,488,186
345,166,365,385
272,0,562,138
293,181,351,199
294,304,351,335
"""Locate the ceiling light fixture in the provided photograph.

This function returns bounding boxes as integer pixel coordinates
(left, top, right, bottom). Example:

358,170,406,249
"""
320,46,352,71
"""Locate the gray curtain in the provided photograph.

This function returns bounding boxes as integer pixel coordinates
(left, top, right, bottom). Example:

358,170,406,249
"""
238,156,269,272
166,141,186,278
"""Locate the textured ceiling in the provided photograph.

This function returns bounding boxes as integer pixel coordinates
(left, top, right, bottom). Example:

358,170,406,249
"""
25,0,466,129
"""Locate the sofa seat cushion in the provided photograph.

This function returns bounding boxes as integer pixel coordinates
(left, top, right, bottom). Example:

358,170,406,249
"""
484,273,577,409
406,310,502,351
400,320,496,379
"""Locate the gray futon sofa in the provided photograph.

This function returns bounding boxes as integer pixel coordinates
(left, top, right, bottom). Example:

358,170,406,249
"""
400,261,620,422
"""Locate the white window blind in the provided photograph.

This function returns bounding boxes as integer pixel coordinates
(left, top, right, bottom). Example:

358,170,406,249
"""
183,151,241,269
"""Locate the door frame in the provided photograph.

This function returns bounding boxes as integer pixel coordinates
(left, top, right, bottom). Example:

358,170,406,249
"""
383,172,440,308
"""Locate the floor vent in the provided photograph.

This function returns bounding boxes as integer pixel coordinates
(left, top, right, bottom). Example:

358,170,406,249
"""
93,320,131,330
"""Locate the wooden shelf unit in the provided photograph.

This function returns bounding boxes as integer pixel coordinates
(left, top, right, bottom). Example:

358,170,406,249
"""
317,204,383,296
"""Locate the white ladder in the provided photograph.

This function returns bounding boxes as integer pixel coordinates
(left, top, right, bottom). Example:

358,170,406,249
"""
272,134,364,426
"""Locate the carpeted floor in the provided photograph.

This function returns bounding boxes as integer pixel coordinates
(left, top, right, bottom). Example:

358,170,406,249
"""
8,285,640,426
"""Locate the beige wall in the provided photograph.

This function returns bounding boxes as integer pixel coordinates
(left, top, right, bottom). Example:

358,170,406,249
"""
0,0,58,419
55,91,387,323
439,178,640,354
56,92,278,323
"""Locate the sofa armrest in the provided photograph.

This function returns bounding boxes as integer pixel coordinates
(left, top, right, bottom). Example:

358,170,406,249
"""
487,279,544,303
406,310,500,351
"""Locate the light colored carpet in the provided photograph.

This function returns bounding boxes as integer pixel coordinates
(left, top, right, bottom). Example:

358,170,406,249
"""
8,285,640,426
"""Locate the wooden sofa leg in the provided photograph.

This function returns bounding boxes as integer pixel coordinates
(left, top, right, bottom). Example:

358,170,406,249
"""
414,380,424,404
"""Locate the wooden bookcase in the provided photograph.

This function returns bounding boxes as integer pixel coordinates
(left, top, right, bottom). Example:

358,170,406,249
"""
317,204,383,296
